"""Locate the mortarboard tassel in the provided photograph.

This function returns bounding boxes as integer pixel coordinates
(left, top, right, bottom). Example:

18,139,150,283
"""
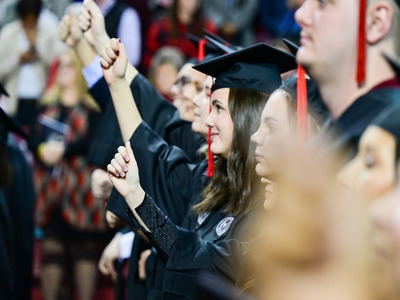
207,83,214,178
197,37,214,177
297,65,308,143
198,38,206,62
356,0,367,85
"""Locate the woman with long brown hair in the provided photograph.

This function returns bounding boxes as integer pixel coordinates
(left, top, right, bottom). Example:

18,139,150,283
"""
102,38,296,298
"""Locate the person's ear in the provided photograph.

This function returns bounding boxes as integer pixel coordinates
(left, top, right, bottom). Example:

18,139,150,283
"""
366,1,393,44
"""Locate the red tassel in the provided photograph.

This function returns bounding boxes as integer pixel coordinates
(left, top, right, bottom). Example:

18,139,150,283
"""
297,65,308,143
198,38,206,62
207,83,214,178
357,0,367,85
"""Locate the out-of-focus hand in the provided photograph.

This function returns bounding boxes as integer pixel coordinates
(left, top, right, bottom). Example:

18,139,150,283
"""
106,210,125,229
98,233,120,282
20,48,36,63
58,13,83,47
91,168,113,198
39,140,65,167
138,249,151,280
79,0,110,53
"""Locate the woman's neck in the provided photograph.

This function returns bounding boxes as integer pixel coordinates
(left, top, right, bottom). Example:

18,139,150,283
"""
60,88,79,107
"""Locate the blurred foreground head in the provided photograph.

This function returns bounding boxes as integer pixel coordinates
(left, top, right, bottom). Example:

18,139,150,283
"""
241,144,385,300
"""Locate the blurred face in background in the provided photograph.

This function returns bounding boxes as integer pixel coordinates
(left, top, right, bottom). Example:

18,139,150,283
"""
154,63,179,99
21,13,38,31
172,63,205,121
177,0,201,17
192,75,212,139
338,125,397,203
251,90,293,179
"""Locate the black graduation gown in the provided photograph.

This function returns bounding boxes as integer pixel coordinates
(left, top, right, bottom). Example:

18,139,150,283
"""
4,144,36,300
87,74,204,169
89,74,204,299
125,194,253,300
106,120,209,299
0,188,14,300
314,86,400,167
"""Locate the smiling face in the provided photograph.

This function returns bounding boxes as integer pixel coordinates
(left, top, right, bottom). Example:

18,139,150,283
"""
172,63,205,121
294,0,358,79
251,90,294,178
338,125,397,203
206,88,233,158
192,76,212,139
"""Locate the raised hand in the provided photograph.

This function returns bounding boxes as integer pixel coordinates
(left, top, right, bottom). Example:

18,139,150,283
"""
107,141,145,209
59,13,83,48
100,38,127,86
79,0,110,54
91,168,113,199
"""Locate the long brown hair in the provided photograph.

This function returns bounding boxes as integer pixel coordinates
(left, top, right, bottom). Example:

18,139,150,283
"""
193,88,269,217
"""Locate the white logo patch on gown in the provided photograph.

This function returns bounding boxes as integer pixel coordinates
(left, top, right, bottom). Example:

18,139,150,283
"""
216,217,234,236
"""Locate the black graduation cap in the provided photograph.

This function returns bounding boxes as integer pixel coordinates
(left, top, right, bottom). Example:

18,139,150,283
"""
205,36,236,55
279,76,329,127
283,39,299,56
203,28,238,50
193,43,297,95
0,81,9,97
187,33,238,59
187,33,223,57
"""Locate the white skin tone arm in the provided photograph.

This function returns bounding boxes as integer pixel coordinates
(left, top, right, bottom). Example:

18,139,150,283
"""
107,141,150,232
58,13,96,68
71,0,141,142
100,38,141,142
78,0,138,84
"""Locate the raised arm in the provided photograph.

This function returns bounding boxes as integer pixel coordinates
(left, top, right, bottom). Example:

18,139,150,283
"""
79,0,138,85
59,13,96,68
107,142,244,282
100,38,141,142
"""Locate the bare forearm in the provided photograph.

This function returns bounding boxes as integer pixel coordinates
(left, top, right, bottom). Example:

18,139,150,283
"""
73,38,96,68
108,78,141,142
125,63,138,85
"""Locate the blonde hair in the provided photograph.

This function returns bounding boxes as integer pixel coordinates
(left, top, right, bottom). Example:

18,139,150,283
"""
41,50,100,112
